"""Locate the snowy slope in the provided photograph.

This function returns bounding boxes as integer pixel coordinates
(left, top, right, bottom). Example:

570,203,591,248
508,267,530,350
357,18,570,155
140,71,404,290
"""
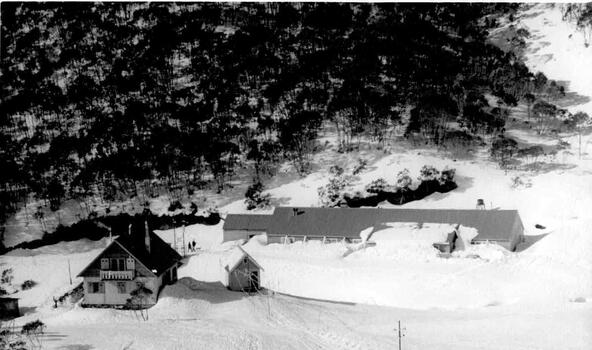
520,4,592,116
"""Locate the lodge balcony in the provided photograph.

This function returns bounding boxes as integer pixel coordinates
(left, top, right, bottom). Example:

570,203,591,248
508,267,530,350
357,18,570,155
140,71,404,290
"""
100,270,134,280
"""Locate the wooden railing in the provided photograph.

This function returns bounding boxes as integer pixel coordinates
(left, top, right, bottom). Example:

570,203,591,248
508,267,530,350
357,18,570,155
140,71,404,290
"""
100,270,134,280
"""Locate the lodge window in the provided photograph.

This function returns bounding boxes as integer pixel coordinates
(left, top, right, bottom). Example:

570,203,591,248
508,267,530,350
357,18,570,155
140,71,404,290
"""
89,282,104,293
110,258,126,271
117,282,127,294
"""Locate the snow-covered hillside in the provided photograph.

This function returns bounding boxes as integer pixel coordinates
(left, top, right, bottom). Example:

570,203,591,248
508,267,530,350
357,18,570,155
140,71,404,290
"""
520,4,592,116
1,4,591,350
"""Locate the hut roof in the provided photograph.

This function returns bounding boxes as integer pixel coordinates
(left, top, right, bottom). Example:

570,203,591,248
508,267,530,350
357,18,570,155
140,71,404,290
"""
221,246,262,272
267,207,523,242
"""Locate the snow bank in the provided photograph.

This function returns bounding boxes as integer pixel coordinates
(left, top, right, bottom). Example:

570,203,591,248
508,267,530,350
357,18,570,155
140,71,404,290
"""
154,222,224,251
524,218,592,270
0,238,110,309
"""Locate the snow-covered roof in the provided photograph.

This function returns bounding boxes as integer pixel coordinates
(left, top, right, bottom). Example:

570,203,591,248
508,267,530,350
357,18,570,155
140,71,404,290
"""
221,246,262,273
267,207,523,242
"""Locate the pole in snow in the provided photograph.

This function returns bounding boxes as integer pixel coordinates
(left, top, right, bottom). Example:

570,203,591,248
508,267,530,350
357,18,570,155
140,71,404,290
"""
173,223,177,253
67,259,72,285
182,223,186,257
394,320,406,350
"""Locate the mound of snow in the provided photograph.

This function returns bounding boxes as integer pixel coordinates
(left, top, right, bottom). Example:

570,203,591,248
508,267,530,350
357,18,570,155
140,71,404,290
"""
365,222,456,260
524,218,592,270
452,242,510,262
154,222,223,251
455,225,479,250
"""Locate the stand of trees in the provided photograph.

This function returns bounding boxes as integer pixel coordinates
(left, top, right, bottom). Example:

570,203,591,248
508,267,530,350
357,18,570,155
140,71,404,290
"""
561,3,592,46
2,3,544,221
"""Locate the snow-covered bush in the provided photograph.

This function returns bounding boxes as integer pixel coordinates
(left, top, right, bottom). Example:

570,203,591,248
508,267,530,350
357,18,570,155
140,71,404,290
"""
329,165,344,177
244,181,271,210
556,139,570,150
511,176,532,189
439,167,456,184
1,321,26,349
490,136,518,169
1,269,13,285
21,280,37,291
21,320,45,336
365,178,390,194
318,176,350,207
352,158,368,175
167,200,183,212
418,165,440,182
395,169,413,191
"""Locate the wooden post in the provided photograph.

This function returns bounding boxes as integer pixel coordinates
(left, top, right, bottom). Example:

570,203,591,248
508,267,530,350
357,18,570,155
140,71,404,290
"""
398,320,402,350
173,225,177,253
579,133,582,159
394,320,405,350
68,259,72,285
182,224,186,257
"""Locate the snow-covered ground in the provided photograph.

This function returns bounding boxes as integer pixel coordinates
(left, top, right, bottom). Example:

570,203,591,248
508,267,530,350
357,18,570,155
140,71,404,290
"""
1,4,592,349
520,4,592,116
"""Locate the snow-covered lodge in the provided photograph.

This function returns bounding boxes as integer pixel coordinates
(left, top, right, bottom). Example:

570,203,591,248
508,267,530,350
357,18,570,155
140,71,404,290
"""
78,224,182,307
224,207,525,251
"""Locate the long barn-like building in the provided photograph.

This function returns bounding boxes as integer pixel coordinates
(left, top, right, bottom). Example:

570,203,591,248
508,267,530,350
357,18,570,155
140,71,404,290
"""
224,207,525,251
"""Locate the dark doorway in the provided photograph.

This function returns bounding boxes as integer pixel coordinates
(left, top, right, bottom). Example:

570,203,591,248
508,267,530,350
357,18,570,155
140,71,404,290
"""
249,271,259,291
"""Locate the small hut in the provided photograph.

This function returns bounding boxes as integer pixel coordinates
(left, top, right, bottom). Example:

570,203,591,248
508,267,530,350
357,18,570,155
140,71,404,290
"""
0,297,20,320
222,247,262,292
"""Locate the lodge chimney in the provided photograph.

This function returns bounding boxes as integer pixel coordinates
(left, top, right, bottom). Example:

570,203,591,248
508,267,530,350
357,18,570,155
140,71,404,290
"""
144,220,151,254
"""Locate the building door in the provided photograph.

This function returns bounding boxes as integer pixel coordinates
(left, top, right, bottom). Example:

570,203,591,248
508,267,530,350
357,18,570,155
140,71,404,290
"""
249,271,259,291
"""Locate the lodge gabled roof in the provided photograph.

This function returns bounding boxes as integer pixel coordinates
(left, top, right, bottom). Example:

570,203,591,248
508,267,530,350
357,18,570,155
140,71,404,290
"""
77,228,182,278
115,231,182,275
267,207,523,242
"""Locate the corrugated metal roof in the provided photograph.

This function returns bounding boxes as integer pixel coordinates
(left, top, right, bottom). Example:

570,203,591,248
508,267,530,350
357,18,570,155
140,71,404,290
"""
267,207,523,242
223,214,270,231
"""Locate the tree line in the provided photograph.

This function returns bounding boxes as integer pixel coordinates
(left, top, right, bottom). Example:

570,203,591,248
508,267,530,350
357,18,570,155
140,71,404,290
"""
0,2,555,224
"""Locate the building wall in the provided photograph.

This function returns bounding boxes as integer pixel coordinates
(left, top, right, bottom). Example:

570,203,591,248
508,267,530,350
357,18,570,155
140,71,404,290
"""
266,234,357,244
228,259,260,291
82,276,161,306
0,300,19,320
266,235,283,244
223,230,266,242
509,218,525,251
